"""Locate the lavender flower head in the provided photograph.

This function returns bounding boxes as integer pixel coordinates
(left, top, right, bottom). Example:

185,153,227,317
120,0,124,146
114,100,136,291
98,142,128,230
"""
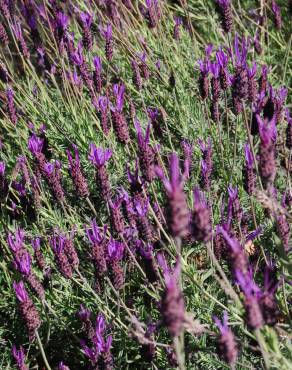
108,239,124,261
13,280,28,303
28,134,44,156
243,143,256,195
191,187,212,243
158,254,185,337
88,144,112,167
236,271,264,330
135,120,155,182
12,345,28,370
156,153,189,238
86,220,107,245
213,311,238,367
67,145,89,198
257,115,277,188
7,228,25,253
108,238,125,290
216,0,233,33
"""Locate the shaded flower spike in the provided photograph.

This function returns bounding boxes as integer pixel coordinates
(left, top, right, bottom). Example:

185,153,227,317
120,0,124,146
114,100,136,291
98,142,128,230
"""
67,145,89,198
181,139,193,179
134,198,153,243
285,109,292,149
89,144,112,200
31,237,46,271
158,254,185,337
257,115,276,188
259,262,280,325
12,345,28,370
173,16,182,40
97,96,110,135
197,58,210,100
191,187,212,243
108,238,125,290
127,161,145,199
93,56,103,93
6,86,18,125
79,11,93,50
131,58,142,90
218,227,248,276
86,220,108,289
258,65,268,94
227,185,243,225
44,160,65,203
213,311,238,367
247,62,257,103
156,153,189,239
12,22,30,58
111,84,130,144
13,281,41,340
209,62,221,122
243,143,256,195
216,0,233,33
0,161,8,200
135,119,155,182
0,22,9,47
102,24,113,61
210,62,221,101
56,11,69,38
198,138,212,190
236,271,264,330
271,1,282,30
50,234,74,279
137,241,159,283
216,48,229,90
109,196,125,235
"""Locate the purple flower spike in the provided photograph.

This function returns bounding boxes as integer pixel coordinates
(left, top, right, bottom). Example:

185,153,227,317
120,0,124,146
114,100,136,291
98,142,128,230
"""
108,239,124,261
67,145,89,198
56,12,69,33
102,24,113,61
16,252,31,275
244,143,254,168
271,1,282,30
6,86,18,124
216,0,233,33
213,312,238,367
247,62,257,103
93,56,102,74
88,144,112,167
243,143,256,195
12,345,28,370
158,254,185,337
156,153,189,238
135,119,155,182
86,220,107,245
28,134,44,156
7,228,25,253
218,227,248,276
108,239,124,290
13,281,28,302
191,187,212,243
78,304,91,322
80,11,93,28
236,271,264,330
257,115,276,188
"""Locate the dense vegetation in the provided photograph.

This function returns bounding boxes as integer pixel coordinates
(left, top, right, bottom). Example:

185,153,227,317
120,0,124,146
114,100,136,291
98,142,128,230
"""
0,1,291,369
